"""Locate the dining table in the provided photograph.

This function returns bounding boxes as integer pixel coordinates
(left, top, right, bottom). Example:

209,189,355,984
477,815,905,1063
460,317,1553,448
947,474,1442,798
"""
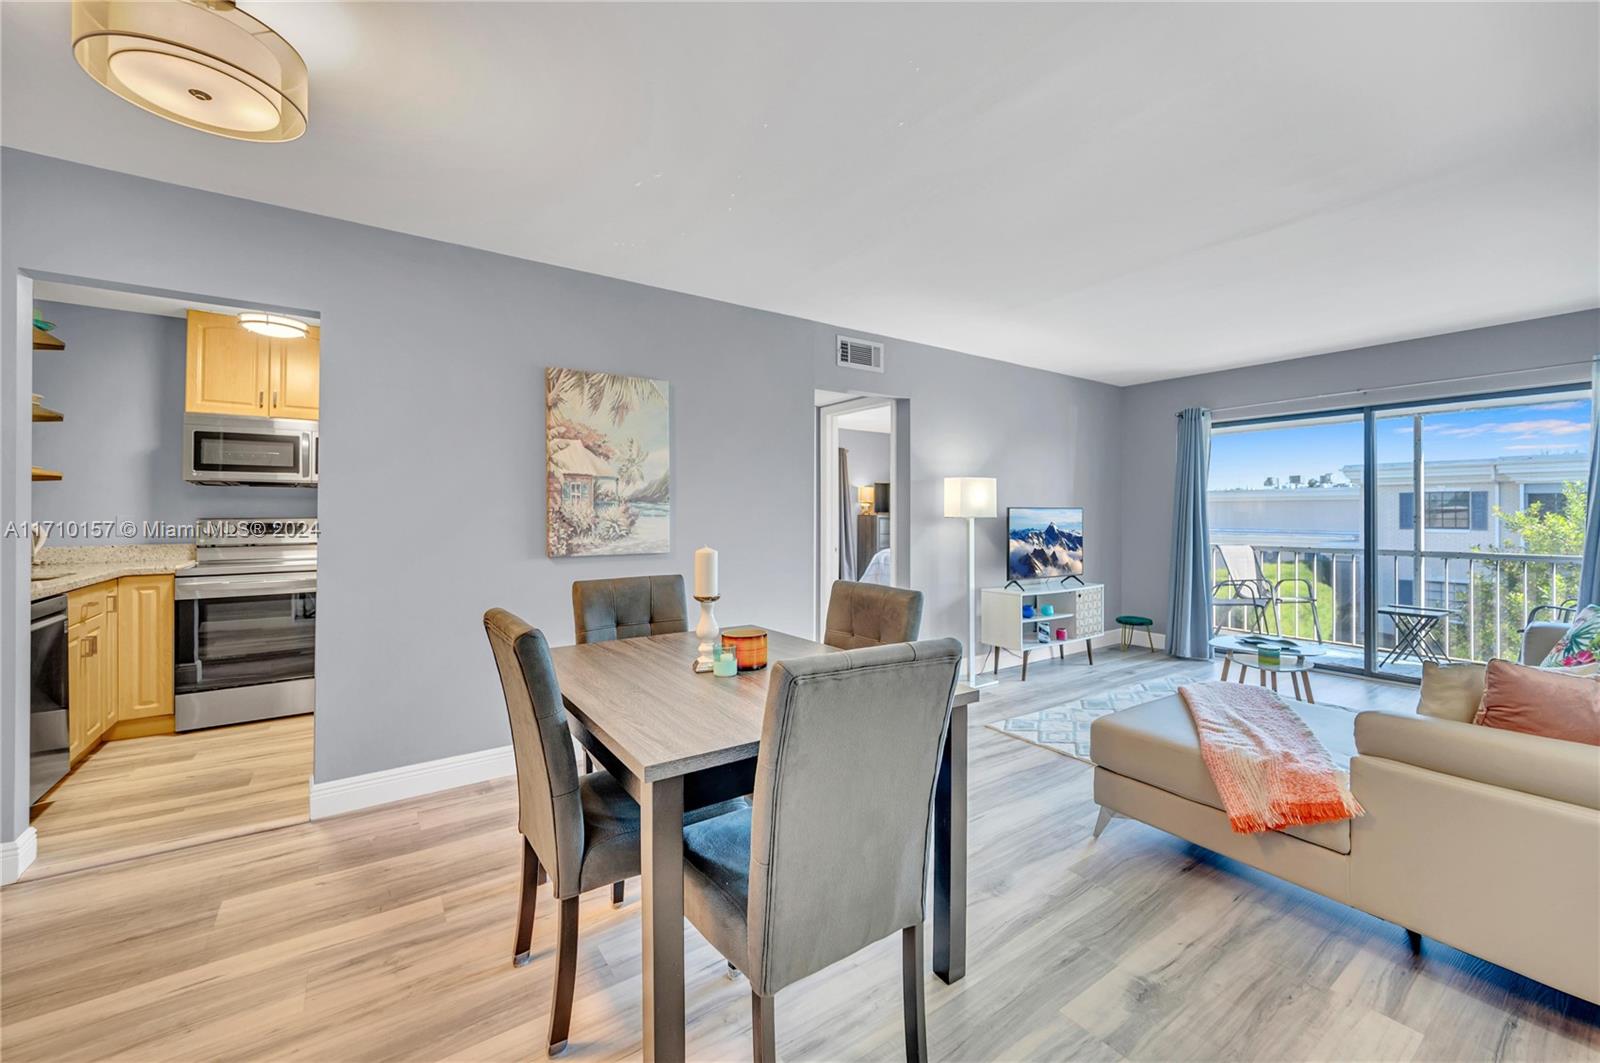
548,627,979,1063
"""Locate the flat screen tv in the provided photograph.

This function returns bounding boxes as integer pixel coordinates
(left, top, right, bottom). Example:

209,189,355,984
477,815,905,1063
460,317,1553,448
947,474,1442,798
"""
1007,507,1084,581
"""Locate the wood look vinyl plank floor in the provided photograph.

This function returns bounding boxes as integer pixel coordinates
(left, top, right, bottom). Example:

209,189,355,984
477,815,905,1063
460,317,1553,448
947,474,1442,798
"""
3,650,1595,1061
24,714,313,880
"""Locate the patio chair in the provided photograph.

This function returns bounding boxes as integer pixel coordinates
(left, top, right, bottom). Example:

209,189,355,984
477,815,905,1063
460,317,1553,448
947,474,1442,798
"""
1525,599,1578,628
1211,544,1326,644
1210,544,1274,635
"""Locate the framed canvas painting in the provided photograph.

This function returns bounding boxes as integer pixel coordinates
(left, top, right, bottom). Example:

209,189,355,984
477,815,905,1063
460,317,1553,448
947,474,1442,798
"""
546,367,671,557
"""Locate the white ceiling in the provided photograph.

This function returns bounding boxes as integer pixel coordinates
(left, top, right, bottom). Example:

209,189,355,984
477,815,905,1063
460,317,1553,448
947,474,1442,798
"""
834,406,892,435
4,3,1596,386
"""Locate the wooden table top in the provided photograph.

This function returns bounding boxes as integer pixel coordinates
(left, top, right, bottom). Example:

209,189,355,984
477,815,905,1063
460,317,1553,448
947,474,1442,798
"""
549,629,978,783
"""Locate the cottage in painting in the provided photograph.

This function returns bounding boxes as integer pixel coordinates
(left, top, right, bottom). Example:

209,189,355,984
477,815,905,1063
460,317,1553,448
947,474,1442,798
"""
549,438,619,518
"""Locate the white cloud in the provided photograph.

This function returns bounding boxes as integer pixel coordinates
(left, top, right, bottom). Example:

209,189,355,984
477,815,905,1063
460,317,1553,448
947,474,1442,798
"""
1431,417,1589,440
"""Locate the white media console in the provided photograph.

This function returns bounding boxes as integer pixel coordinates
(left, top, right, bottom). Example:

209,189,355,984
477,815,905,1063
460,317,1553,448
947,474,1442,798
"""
979,580,1105,681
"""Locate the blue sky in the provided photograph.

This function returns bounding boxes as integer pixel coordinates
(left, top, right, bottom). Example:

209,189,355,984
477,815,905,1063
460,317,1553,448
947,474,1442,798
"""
1210,396,1592,491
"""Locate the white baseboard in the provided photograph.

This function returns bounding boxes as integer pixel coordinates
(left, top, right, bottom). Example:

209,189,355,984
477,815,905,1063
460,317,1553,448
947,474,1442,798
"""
1,827,38,886
309,745,515,820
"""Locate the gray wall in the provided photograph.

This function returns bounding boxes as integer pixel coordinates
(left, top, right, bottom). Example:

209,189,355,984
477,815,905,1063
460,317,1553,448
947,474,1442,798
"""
31,301,316,541
0,148,1122,842
812,327,1124,651
1117,310,1600,633
838,428,890,490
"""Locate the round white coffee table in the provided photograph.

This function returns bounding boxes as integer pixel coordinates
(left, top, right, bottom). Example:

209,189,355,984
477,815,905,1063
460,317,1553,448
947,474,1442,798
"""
1209,635,1327,703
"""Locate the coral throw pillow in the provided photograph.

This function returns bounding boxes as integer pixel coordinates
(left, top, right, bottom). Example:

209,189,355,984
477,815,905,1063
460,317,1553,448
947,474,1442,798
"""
1475,659,1600,746
1540,604,1600,671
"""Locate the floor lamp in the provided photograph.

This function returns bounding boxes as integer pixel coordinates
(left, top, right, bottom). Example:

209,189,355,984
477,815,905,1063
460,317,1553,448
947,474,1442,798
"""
945,477,998,688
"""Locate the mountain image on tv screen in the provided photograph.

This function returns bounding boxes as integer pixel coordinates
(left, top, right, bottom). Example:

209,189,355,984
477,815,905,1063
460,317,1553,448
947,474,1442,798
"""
1007,507,1084,580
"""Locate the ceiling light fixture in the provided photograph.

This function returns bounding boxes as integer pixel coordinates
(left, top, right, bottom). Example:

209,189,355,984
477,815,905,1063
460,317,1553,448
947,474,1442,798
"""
71,0,308,142
238,312,309,339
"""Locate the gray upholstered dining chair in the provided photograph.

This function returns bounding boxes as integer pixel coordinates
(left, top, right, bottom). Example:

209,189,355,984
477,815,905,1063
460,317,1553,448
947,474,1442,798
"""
679,637,963,1062
570,573,742,906
572,574,688,643
822,580,924,649
483,607,641,1055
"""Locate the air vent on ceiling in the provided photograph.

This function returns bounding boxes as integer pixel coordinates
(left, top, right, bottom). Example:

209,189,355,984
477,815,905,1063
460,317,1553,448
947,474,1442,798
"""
837,335,884,373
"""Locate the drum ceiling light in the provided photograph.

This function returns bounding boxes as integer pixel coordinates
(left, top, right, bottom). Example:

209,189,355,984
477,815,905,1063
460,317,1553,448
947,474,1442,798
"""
71,0,308,142
238,312,309,339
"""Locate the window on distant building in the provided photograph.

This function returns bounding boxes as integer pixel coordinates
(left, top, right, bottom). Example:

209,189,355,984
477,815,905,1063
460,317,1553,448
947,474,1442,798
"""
1523,482,1569,516
1399,490,1488,531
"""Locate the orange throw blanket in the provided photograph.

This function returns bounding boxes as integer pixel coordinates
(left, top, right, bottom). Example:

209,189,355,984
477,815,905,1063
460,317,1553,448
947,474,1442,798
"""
1178,681,1363,834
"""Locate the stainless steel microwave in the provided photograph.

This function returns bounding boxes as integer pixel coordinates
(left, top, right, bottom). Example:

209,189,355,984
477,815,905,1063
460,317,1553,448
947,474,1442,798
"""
182,413,318,487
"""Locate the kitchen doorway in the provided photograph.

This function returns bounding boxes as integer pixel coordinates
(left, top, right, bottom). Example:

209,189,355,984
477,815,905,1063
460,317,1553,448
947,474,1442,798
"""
19,274,320,880
815,391,908,638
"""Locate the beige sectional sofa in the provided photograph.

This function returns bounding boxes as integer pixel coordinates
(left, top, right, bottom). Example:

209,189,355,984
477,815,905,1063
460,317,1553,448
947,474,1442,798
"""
1089,623,1600,1005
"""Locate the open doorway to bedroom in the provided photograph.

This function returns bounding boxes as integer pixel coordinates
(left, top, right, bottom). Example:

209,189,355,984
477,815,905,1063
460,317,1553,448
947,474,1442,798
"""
815,390,906,637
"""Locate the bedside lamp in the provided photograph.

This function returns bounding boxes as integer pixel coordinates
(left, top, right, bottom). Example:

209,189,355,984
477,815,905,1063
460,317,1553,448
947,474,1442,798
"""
858,484,875,515
945,477,997,687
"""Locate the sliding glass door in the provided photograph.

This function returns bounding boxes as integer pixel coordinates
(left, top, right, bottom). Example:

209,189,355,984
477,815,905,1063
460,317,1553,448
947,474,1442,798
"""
1371,391,1592,678
1208,384,1591,680
1209,414,1367,670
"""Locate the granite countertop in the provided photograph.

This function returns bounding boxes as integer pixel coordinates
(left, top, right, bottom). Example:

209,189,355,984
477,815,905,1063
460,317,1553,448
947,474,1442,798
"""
30,544,197,601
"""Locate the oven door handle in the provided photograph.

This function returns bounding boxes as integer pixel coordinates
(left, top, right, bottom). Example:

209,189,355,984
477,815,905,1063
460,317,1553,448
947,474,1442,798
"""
176,573,318,601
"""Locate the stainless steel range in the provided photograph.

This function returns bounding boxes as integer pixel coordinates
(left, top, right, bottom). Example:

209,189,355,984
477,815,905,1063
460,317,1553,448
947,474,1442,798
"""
175,518,316,732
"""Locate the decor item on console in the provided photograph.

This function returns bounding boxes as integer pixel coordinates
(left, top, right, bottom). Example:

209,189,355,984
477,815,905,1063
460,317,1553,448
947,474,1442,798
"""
692,546,719,674
546,368,670,557
945,476,998,688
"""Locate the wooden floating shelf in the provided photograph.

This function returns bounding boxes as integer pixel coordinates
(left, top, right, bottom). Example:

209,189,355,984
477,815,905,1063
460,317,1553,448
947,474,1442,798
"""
33,328,64,351
32,467,63,482
32,403,63,423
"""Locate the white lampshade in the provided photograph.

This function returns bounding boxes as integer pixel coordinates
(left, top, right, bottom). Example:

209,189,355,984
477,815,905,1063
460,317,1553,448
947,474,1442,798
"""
943,477,997,519
238,312,309,339
72,0,308,143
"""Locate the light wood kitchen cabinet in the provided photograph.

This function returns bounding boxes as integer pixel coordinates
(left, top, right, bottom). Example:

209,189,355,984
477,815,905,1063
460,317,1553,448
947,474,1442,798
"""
67,582,118,763
66,575,174,764
118,574,175,721
186,310,271,417
186,310,319,421
269,327,320,420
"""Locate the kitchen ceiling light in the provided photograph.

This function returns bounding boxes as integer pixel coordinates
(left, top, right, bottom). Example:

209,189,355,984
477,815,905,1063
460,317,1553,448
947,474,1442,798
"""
72,0,308,142
238,312,309,339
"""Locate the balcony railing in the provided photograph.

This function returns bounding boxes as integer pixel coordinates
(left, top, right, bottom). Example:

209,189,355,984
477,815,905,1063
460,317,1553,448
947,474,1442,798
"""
1213,544,1582,666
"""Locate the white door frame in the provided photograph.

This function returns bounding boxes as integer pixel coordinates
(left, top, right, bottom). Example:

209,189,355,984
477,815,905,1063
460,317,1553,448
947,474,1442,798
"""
816,396,898,638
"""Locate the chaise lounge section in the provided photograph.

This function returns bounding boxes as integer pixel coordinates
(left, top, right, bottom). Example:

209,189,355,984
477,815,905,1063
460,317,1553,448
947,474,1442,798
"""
1089,623,1600,1005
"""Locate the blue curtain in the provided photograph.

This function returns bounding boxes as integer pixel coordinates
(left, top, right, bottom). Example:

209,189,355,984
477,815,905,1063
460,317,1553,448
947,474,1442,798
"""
1167,407,1214,659
1580,357,1600,608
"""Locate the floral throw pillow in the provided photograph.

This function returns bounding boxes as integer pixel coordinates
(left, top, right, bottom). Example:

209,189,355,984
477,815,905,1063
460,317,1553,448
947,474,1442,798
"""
1541,604,1600,671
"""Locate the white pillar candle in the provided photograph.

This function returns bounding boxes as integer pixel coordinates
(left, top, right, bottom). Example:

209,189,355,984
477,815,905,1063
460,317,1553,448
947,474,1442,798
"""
694,546,719,598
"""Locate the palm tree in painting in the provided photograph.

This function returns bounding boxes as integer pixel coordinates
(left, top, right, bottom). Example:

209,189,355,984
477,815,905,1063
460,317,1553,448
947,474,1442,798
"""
547,367,664,427
614,438,648,491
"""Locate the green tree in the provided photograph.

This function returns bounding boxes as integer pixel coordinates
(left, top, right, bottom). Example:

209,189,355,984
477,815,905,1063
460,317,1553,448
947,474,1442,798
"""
1496,480,1586,556
1457,480,1589,661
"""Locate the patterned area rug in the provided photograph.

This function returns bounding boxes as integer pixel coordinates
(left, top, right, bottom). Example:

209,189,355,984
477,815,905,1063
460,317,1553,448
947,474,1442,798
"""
988,675,1196,764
